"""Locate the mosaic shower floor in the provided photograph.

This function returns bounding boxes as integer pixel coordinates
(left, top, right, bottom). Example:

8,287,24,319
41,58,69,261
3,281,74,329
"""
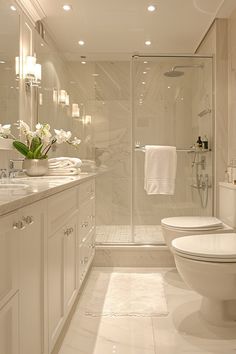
96,225,165,244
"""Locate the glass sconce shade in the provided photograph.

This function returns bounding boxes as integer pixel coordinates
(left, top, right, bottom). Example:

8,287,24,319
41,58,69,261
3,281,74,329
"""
72,103,80,117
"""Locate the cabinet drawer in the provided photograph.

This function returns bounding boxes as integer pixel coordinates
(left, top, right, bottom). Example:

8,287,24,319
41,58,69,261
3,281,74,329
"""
48,188,77,235
78,179,95,205
78,199,95,243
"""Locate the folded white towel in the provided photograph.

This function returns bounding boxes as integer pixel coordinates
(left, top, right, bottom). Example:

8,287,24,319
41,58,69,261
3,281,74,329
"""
144,145,177,195
48,157,82,169
47,167,81,176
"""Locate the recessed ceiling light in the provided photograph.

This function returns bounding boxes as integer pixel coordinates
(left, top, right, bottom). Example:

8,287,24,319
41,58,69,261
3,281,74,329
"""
78,40,85,46
10,5,17,11
92,73,99,77
81,61,86,64
62,4,72,11
145,41,151,46
147,5,156,12
143,71,147,74
0,60,5,64
143,61,148,64
168,86,171,89
142,81,146,85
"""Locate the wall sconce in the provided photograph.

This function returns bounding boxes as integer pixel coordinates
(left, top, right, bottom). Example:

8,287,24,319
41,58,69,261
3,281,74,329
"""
24,55,42,87
72,103,80,118
65,93,70,106
39,93,43,105
58,89,67,104
53,88,58,103
83,115,92,125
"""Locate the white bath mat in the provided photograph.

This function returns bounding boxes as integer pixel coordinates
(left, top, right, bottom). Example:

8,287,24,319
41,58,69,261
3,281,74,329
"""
85,271,168,317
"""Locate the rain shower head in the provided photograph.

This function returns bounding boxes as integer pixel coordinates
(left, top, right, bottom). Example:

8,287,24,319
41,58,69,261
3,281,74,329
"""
164,64,204,78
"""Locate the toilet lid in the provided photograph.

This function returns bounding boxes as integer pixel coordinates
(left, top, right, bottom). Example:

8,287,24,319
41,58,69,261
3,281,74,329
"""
172,233,236,262
161,216,223,231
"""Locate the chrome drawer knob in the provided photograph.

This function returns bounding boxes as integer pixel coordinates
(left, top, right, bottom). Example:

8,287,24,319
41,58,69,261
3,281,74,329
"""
13,220,25,230
23,216,33,225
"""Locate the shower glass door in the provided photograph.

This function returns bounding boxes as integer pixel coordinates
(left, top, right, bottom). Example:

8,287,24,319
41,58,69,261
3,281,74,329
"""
132,55,213,244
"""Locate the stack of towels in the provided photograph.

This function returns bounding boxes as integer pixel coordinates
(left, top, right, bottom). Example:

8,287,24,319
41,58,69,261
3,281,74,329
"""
144,145,177,195
48,157,82,176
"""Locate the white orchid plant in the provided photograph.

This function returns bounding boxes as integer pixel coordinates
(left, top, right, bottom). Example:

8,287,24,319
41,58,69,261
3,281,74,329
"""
8,121,81,159
0,124,14,139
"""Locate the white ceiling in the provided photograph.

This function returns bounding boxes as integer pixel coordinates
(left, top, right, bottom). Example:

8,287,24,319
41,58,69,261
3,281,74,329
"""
37,0,236,61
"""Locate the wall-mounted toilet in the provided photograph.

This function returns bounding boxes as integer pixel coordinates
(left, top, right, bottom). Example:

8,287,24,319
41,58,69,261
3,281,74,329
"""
172,233,236,326
161,182,235,250
161,182,236,326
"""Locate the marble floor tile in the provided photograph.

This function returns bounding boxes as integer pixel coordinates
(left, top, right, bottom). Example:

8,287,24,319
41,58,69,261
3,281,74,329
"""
96,224,165,244
57,267,236,354
59,312,155,354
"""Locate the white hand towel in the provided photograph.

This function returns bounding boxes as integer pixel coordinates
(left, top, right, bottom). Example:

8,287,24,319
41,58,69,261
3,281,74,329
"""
144,145,177,195
48,157,82,169
47,167,81,176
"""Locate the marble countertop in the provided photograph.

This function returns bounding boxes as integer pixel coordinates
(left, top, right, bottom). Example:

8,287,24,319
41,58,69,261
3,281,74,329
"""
0,172,96,217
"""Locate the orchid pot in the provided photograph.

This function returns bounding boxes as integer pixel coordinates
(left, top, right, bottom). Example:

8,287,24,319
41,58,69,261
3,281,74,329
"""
23,158,49,176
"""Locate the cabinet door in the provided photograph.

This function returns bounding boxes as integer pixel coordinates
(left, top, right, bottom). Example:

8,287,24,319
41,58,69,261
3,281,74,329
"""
64,212,78,315
18,201,46,354
0,293,19,354
0,212,18,307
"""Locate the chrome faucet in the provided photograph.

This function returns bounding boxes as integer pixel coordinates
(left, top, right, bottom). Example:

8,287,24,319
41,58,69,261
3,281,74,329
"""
0,169,8,181
9,159,24,178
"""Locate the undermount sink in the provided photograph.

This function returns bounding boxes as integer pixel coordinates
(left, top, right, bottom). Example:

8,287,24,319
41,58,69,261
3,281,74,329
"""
0,183,29,191
17,176,75,181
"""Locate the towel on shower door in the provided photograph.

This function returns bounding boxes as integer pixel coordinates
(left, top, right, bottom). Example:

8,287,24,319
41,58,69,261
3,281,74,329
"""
144,145,177,195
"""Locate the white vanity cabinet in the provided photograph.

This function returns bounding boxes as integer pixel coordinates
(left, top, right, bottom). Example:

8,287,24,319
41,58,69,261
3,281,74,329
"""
0,200,46,354
0,176,96,354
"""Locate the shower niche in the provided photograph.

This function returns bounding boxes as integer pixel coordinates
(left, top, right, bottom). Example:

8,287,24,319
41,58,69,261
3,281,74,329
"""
95,55,213,245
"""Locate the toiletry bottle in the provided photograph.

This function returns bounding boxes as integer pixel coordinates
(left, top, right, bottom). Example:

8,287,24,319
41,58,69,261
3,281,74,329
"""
196,136,202,149
202,135,208,150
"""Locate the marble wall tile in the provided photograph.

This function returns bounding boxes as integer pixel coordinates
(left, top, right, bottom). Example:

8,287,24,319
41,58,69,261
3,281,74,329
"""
197,19,228,216
93,246,175,267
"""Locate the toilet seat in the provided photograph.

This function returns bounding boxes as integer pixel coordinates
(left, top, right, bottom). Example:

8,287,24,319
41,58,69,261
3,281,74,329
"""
172,233,236,263
161,216,223,231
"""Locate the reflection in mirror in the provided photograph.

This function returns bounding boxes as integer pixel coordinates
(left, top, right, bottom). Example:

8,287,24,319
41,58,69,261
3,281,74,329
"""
0,0,19,138
35,29,93,159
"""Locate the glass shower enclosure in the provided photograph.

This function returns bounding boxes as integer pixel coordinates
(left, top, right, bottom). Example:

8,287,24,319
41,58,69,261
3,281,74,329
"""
95,55,213,245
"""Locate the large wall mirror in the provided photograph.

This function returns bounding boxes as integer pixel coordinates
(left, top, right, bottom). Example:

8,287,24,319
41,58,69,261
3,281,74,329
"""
0,0,19,137
35,29,94,159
